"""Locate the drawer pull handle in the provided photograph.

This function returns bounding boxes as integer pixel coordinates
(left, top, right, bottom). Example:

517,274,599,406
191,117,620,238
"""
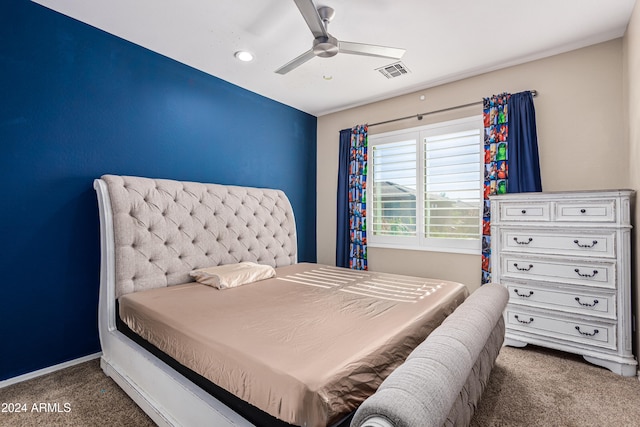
574,268,598,278
521,209,527,214
574,239,598,248
514,289,534,298
580,208,587,214
514,237,533,245
514,263,533,271
575,326,599,337
575,297,599,307
514,315,534,324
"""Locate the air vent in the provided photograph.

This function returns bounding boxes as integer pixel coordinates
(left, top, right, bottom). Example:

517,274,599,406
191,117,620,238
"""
376,62,411,79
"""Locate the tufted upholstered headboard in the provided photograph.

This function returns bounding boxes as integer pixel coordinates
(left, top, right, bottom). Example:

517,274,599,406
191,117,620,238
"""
98,175,297,298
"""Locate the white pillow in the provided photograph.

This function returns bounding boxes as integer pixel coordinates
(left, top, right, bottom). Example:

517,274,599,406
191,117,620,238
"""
189,262,276,289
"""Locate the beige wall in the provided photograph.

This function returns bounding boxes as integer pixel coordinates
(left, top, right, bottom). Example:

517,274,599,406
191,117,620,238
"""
317,39,628,293
624,1,640,364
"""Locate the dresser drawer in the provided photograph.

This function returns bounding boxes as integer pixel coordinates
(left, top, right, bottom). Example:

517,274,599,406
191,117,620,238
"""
506,308,615,350
555,199,616,223
500,229,616,258
505,283,615,320
498,202,550,222
500,255,615,289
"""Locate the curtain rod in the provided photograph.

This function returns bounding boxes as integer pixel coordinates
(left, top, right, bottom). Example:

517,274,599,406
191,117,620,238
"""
368,90,537,128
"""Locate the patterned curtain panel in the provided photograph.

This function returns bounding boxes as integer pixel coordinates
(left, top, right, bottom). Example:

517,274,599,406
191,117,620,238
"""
349,125,368,270
482,93,510,284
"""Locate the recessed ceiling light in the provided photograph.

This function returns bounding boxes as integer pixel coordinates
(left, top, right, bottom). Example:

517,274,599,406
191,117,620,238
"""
234,51,254,62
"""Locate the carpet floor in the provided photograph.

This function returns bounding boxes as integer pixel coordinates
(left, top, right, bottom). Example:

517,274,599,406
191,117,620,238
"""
2,345,640,426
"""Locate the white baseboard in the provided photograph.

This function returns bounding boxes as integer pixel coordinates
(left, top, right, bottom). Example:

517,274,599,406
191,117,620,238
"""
0,352,102,389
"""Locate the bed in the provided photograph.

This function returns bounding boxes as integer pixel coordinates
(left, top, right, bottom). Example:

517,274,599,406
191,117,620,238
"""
94,175,506,427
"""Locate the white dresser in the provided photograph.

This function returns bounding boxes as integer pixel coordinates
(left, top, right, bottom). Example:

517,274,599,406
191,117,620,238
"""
490,190,636,376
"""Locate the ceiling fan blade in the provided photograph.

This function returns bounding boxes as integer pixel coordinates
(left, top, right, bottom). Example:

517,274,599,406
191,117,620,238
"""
293,0,328,38
275,49,316,74
338,41,406,59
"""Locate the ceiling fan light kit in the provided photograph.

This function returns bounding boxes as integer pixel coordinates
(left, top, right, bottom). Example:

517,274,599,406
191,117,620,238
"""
275,0,406,74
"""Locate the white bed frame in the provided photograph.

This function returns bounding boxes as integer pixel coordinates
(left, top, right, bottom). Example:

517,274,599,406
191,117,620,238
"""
95,175,506,427
95,178,254,426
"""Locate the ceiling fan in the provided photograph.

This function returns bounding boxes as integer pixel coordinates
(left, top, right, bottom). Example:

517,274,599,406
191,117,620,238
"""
275,0,406,74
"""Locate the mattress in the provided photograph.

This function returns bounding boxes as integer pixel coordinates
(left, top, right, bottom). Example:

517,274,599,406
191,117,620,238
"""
118,263,468,427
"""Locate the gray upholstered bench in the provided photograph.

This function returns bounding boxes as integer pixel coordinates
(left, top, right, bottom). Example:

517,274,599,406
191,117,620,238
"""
351,283,508,427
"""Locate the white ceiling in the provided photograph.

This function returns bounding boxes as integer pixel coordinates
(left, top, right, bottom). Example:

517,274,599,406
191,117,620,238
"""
33,0,637,116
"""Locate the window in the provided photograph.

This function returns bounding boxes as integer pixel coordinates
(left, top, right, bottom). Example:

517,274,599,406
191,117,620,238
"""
368,116,483,254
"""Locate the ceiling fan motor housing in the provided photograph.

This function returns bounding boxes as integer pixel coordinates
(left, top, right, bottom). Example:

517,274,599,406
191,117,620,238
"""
313,35,339,57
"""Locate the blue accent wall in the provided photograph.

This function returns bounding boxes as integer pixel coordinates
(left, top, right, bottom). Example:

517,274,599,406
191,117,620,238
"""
0,1,317,381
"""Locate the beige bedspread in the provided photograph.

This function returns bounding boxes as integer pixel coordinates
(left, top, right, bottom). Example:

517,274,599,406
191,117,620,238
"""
119,263,468,426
